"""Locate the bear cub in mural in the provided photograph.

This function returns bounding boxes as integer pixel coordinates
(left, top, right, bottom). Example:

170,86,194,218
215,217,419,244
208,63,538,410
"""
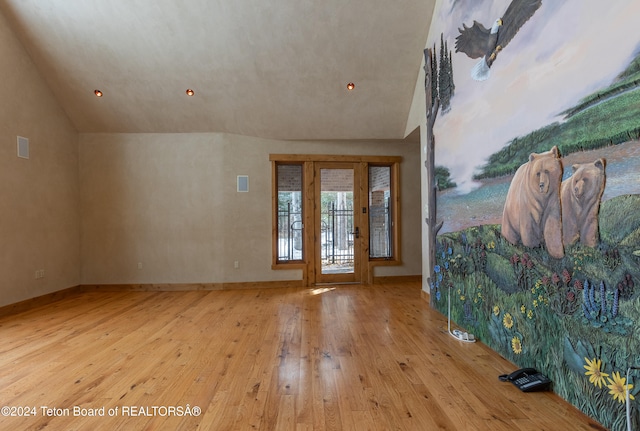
501,146,564,259
561,159,606,247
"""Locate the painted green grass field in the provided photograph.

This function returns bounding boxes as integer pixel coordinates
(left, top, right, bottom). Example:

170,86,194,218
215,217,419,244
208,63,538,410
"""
432,194,640,431
475,55,640,181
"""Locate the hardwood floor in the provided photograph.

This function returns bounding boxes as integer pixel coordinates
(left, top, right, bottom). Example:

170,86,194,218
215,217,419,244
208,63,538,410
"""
0,282,606,430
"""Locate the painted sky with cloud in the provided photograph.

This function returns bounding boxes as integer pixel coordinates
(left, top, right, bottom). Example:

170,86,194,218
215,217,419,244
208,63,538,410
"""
428,0,640,193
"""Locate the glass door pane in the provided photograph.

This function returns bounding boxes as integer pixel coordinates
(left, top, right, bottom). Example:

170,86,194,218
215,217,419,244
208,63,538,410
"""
276,164,303,262
369,165,393,258
320,169,354,274
315,163,361,284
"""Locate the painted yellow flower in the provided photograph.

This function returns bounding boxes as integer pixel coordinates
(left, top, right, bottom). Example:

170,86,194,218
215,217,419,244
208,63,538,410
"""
531,287,536,294
606,371,634,403
533,299,539,308
511,336,522,354
493,305,500,316
502,313,514,329
520,305,526,314
477,284,482,291
584,358,609,389
527,310,534,319
460,295,466,301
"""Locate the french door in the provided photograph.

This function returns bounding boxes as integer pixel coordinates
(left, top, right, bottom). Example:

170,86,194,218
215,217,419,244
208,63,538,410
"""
272,154,401,287
314,162,364,284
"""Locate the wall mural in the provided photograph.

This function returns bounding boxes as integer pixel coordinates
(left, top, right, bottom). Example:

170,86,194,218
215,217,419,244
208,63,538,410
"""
425,1,640,430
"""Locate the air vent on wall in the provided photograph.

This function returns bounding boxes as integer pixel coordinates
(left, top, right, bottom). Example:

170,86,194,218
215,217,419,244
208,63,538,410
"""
17,136,29,159
237,175,249,192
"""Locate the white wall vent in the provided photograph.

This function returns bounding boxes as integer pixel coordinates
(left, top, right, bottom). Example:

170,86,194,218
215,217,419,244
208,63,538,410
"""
17,136,29,159
237,175,249,192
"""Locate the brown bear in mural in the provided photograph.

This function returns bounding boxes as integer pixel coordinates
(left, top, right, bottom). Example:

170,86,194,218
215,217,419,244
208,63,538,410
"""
561,159,606,247
501,146,564,259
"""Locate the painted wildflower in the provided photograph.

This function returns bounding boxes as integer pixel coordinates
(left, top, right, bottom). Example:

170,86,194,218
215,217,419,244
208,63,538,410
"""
520,305,526,314
511,336,522,354
606,371,634,403
493,305,500,316
527,310,533,319
502,313,514,329
583,357,609,389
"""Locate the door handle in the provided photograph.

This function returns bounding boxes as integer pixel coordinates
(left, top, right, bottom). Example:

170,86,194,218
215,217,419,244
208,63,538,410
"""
352,227,360,238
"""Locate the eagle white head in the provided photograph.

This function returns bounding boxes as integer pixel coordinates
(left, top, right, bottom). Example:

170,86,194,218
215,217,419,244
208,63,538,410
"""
491,18,503,34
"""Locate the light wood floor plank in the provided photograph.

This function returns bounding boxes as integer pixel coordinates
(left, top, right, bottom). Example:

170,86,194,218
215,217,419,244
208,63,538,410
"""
0,282,606,430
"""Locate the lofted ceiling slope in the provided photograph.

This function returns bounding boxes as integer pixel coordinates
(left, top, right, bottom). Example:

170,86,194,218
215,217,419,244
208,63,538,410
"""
0,0,435,141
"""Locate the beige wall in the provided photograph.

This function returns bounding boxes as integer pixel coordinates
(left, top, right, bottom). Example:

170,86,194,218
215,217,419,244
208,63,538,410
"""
1,11,422,306
79,133,422,284
0,12,80,307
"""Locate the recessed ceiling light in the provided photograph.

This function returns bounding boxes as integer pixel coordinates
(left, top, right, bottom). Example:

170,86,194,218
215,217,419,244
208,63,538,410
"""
186,89,195,96
94,89,103,97
346,82,355,91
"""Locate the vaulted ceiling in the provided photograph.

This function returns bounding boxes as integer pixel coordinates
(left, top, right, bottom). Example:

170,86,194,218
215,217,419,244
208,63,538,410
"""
0,0,435,141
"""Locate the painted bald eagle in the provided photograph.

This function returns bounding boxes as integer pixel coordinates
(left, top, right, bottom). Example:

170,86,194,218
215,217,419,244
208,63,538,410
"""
455,0,542,81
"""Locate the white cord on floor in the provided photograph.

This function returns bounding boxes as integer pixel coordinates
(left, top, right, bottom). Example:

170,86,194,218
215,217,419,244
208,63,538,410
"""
447,286,475,343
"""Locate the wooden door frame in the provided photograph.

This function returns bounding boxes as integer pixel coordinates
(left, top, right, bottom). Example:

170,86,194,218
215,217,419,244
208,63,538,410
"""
270,154,402,287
